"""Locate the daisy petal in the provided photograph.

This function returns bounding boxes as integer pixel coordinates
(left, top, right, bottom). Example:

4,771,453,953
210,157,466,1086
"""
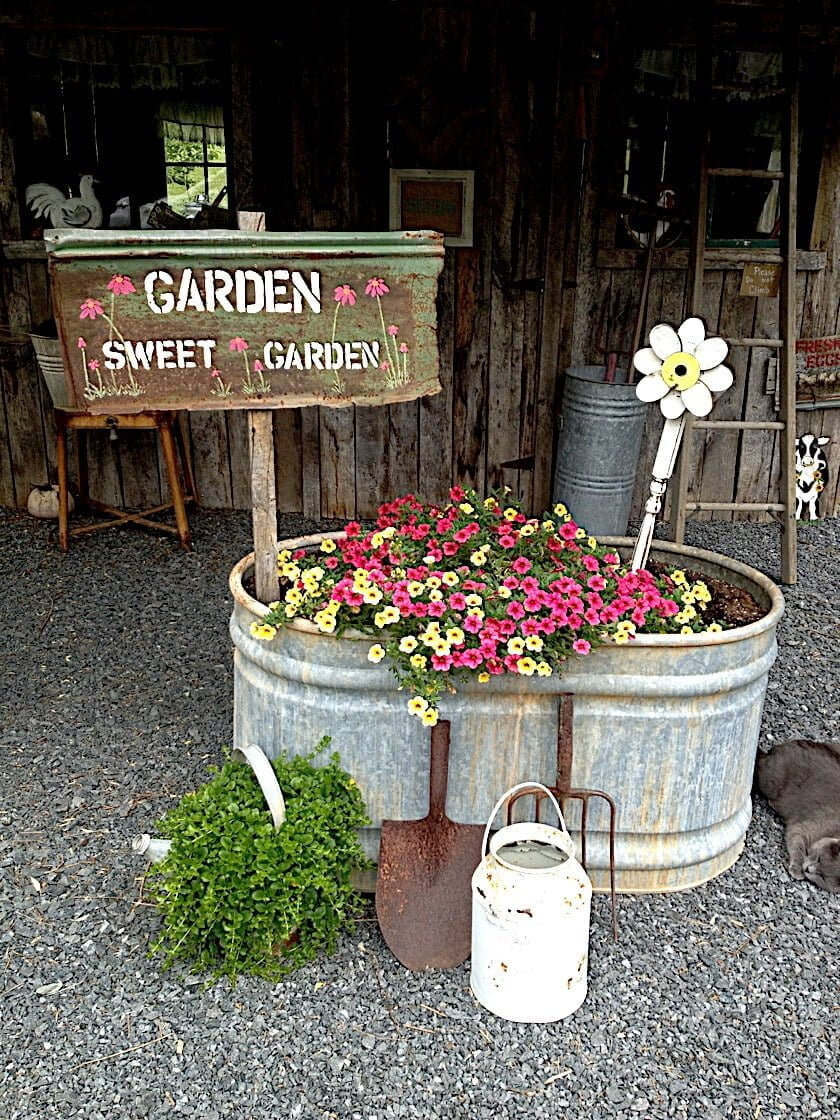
659,390,687,418
649,324,682,361
700,364,734,392
632,347,662,376
677,317,706,354
695,336,728,371
681,381,714,416
635,372,671,402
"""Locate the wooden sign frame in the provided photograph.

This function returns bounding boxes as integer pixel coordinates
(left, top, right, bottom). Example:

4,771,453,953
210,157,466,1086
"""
389,169,475,247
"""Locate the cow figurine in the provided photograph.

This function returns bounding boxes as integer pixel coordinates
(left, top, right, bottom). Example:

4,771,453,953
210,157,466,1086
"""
795,433,830,520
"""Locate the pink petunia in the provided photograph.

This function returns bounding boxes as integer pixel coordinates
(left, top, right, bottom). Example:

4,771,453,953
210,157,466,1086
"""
572,639,591,655
559,522,579,541
334,284,357,306
449,592,467,610
431,653,454,671
107,274,136,295
77,337,87,349
511,557,532,575
583,555,600,572
587,575,607,591
365,277,390,297
506,601,526,621
387,324,399,336
79,299,104,320
229,337,249,352
499,534,517,548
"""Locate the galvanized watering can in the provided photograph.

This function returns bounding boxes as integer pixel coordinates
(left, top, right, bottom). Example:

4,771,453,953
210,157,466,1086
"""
471,782,592,1023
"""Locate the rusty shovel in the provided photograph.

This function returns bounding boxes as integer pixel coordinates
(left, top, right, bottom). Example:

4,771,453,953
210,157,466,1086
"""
375,719,484,970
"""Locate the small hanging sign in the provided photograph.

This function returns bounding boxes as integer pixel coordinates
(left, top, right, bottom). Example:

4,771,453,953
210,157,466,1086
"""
739,262,781,299
46,229,445,414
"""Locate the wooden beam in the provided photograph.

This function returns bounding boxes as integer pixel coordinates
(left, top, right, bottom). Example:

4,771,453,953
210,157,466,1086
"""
249,410,279,605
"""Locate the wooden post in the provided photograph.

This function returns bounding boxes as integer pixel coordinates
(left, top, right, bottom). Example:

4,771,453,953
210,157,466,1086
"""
249,410,279,605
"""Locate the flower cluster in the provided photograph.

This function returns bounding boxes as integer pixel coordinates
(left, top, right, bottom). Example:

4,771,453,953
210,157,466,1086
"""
252,488,724,725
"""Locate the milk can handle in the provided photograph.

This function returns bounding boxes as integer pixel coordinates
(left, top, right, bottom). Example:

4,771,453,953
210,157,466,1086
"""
232,743,286,831
481,782,572,857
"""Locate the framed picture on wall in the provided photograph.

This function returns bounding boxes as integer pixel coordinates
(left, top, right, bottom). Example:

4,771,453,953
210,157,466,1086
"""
389,169,475,248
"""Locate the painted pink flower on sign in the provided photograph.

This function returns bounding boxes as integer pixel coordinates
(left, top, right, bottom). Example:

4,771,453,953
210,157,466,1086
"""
79,299,104,320
107,274,136,296
387,324,399,337
87,359,100,372
365,277,390,297
334,285,357,307
229,337,249,352
77,337,86,349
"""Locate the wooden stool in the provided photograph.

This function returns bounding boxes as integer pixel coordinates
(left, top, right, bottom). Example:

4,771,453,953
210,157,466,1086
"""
55,410,196,551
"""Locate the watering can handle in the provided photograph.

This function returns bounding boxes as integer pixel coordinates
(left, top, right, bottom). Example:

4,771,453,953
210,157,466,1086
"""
232,743,286,831
481,782,572,858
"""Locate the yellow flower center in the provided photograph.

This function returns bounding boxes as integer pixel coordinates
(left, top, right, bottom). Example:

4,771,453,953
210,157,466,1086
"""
661,351,701,391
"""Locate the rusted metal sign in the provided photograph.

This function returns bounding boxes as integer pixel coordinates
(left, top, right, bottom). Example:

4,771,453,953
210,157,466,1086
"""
46,230,445,414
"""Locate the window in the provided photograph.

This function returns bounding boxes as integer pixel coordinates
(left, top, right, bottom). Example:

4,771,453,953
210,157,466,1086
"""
161,109,227,217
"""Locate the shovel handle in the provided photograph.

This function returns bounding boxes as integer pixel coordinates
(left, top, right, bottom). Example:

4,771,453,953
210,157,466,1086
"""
427,719,451,820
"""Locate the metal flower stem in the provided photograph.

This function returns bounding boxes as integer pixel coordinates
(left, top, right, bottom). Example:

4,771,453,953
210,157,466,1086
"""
630,416,687,572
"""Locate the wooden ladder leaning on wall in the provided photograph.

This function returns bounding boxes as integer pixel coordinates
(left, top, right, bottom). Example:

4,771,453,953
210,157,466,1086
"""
668,1,800,584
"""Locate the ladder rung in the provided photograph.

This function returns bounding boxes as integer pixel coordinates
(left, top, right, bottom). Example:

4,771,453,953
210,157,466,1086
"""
705,249,783,264
708,168,785,180
685,502,786,512
691,420,785,430
710,84,786,98
728,338,783,348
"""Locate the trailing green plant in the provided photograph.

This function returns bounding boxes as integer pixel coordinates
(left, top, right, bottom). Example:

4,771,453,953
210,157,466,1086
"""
146,739,371,984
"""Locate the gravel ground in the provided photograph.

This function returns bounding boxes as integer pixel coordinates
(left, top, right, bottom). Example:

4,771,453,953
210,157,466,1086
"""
1,508,838,1120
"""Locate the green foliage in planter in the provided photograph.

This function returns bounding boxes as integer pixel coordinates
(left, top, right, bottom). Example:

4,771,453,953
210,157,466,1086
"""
147,739,370,983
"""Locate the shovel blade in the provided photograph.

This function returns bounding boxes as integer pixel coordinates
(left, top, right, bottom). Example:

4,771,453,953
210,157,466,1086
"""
375,817,484,970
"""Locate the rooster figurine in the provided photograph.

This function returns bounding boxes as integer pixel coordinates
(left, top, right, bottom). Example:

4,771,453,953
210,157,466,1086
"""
25,174,102,229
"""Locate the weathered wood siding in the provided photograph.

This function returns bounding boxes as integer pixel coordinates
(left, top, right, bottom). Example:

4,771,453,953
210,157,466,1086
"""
1,9,838,521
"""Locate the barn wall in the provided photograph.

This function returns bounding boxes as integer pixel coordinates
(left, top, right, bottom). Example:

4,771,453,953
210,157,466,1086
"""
1,6,839,522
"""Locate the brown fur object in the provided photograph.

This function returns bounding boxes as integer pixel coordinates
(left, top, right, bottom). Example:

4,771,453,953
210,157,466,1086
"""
756,739,840,893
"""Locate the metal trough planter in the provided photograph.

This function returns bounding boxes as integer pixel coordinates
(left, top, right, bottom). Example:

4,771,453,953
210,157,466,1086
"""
229,536,784,894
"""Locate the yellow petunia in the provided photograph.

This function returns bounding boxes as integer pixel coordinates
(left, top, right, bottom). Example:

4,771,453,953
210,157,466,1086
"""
525,635,544,651
680,625,694,635
420,708,440,727
613,631,630,644
428,589,444,602
496,586,512,599
458,503,474,514
477,671,491,683
410,654,428,670
399,635,419,653
367,644,386,664
520,524,535,537
507,637,526,655
407,581,425,597
446,627,465,645
250,621,277,640
516,657,537,676
441,572,459,587
575,528,586,540
503,508,519,522
705,622,723,633
553,503,568,517
319,538,337,553
465,594,482,607
483,497,498,509
587,536,598,549
536,662,552,677
407,696,429,714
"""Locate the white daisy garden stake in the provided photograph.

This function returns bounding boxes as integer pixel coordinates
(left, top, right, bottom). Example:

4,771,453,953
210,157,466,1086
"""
630,317,733,571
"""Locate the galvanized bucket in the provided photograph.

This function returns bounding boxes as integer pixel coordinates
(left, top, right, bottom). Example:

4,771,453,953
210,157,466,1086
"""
30,333,74,410
471,782,592,1023
229,534,784,894
552,366,648,537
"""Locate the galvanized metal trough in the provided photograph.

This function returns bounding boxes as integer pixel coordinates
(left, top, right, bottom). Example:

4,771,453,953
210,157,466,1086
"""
229,536,784,894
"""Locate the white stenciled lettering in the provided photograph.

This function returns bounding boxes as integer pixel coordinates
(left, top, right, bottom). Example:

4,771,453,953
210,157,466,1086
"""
266,270,291,313
195,340,216,368
361,341,380,367
176,269,205,313
126,340,155,370
292,271,321,314
175,339,196,368
145,271,175,314
263,341,284,370
305,342,324,369
102,340,125,370
236,270,266,314
284,343,304,370
206,270,234,313
155,340,177,369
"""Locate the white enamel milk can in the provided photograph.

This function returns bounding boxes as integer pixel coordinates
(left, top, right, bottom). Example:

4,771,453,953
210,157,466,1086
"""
470,782,592,1023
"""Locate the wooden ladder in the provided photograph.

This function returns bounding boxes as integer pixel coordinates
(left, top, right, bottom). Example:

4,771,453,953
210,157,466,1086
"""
668,2,800,583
